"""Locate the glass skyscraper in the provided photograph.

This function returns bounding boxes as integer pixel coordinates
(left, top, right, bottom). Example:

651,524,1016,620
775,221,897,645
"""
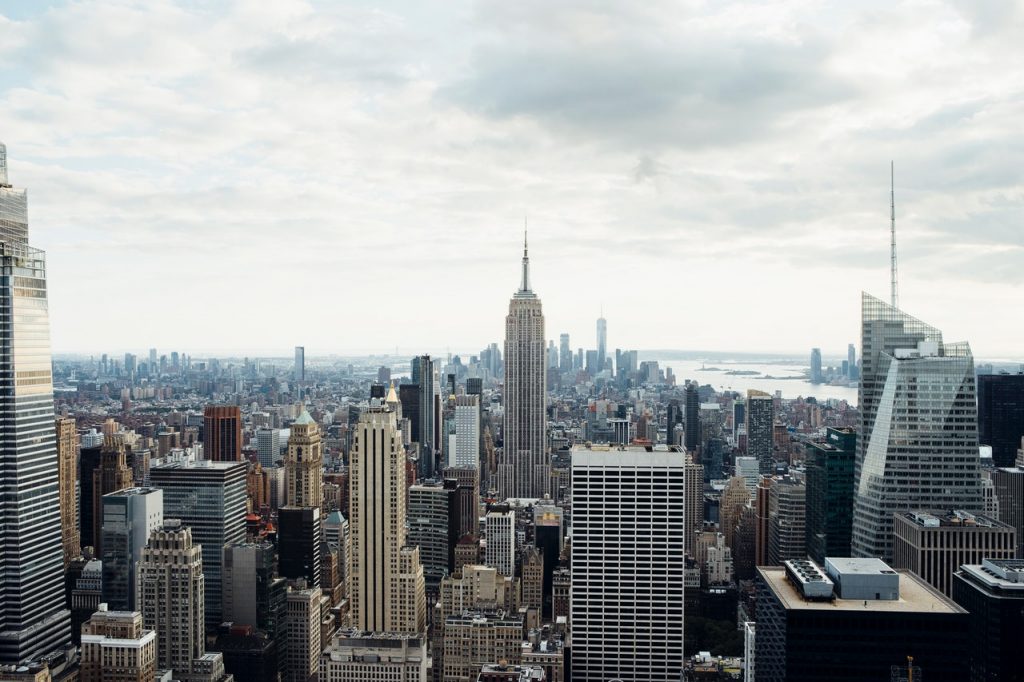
851,292,982,561
0,143,72,663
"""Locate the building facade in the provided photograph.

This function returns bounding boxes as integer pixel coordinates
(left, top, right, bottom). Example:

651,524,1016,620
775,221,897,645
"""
79,607,156,682
101,487,164,610
285,410,323,509
804,427,855,563
978,374,1024,468
745,391,774,474
203,405,242,462
56,417,80,565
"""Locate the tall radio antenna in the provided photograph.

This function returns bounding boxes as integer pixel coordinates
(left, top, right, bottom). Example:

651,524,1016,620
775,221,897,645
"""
890,161,899,309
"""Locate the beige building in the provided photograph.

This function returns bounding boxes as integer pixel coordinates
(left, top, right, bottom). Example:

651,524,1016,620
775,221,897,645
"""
93,434,133,554
685,455,704,556
442,612,524,682
520,546,543,613
348,403,426,634
136,520,205,676
893,510,1017,597
285,588,322,682
286,410,323,509
56,417,80,565
320,632,428,682
719,475,751,550
80,606,156,682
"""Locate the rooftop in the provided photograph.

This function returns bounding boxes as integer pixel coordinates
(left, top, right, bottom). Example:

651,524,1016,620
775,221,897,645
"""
900,510,1010,529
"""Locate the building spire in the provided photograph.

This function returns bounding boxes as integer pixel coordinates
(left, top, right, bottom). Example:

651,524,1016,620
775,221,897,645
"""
519,223,532,294
890,161,899,309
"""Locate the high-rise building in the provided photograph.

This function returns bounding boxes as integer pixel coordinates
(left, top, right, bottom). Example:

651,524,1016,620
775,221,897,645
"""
285,410,323,509
952,559,1024,682
684,382,700,452
978,374,1024,468
746,391,774,474
203,405,242,463
320,632,429,682
804,427,856,564
484,511,515,578
137,520,205,676
719,476,751,550
558,333,571,373
411,355,437,479
754,476,774,567
349,403,426,634
101,487,164,610
767,477,806,566
809,348,822,383
278,506,322,589
499,235,549,500
852,293,983,561
79,607,157,682
734,456,759,494
570,444,686,682
256,428,281,469
596,315,607,373
92,435,134,556
755,558,968,682
449,395,480,470
284,588,320,682
69,560,103,645
847,343,857,380
223,542,287,640
293,346,305,383
684,455,704,556
443,612,524,682
55,417,81,565
991,467,1024,558
408,482,458,593
892,510,1017,597
0,144,67,663
150,460,247,626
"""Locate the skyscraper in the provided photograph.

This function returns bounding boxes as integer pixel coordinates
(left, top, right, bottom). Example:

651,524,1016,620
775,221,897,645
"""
137,520,205,676
596,314,607,373
558,333,571,373
746,390,774,474
804,427,856,563
411,355,437,479
570,444,686,682
56,416,81,565
349,402,426,634
449,395,480,470
285,410,323,508
852,293,983,561
977,374,1024,468
101,487,164,611
484,511,515,578
684,382,700,451
92,434,134,556
203,405,242,462
847,343,858,380
293,346,305,383
809,347,822,383
256,427,281,469
0,143,69,664
499,235,549,499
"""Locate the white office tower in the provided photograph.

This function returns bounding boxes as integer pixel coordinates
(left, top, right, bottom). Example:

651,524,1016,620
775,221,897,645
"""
320,632,429,682
0,143,71,663
349,402,426,634
499,234,549,499
570,444,686,681
449,395,480,469
256,428,281,468
735,456,760,495
851,293,983,561
484,511,516,577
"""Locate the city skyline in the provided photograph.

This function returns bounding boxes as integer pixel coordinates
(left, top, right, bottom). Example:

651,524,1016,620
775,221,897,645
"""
0,1,1021,357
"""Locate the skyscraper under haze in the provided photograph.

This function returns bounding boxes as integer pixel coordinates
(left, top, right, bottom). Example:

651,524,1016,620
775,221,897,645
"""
499,235,549,499
809,348,822,383
684,382,700,451
0,142,72,663
596,315,607,373
293,346,304,383
851,293,983,561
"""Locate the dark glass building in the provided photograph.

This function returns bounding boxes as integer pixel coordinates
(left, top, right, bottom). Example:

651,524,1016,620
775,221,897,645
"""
203,405,243,462
277,506,321,588
804,427,856,564
952,559,1024,682
978,374,1024,468
684,382,700,451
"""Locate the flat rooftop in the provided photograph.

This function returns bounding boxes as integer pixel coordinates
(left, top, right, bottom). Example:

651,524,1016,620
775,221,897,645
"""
759,566,964,614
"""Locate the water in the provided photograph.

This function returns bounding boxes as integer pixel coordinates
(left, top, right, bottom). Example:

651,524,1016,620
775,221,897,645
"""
654,358,858,405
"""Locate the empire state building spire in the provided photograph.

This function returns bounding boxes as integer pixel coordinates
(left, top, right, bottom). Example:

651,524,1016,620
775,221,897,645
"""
517,229,534,297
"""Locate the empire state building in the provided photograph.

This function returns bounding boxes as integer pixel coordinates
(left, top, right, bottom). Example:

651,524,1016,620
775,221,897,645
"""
499,234,549,499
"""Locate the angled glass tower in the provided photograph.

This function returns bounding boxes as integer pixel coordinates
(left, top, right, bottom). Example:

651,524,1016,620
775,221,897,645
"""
0,142,72,662
851,292,983,561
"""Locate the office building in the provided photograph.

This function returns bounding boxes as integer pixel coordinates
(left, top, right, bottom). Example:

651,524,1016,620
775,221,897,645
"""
852,293,983,561
952,559,1024,682
684,382,700,451
79,444,103,551
892,510,1017,597
443,612,523,682
278,507,322,589
0,143,70,662
320,632,429,682
285,410,323,509
222,542,286,640
754,558,969,682
978,374,1024,467
445,466,481,538
450,395,480,469
804,427,856,563
684,455,704,556
80,607,156,682
754,476,773,567
767,477,806,566
570,444,686,682
847,343,857,380
255,428,281,469
101,487,164,610
499,236,549,499
93,435,134,555
408,482,458,592
137,520,205,676
596,315,607,373
349,402,426,634
293,346,304,383
69,560,103,645
809,348,822,383
719,476,751,550
484,511,515,578
411,355,437,479
521,545,544,612
204,406,242,463
558,333,571,373
55,417,80,566
746,391,774,474
284,588,320,682
734,456,759,494
150,460,247,626
991,467,1024,558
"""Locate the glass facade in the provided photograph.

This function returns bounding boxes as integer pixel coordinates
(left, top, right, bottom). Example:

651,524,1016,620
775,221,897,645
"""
0,146,71,663
852,293,982,560
805,427,856,564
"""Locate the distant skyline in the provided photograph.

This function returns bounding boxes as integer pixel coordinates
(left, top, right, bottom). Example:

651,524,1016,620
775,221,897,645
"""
2,1,1021,357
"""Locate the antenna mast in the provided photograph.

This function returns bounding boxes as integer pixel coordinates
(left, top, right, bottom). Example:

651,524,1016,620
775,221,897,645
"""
890,161,898,309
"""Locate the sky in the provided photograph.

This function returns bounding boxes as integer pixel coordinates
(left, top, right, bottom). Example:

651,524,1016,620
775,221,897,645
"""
0,0,1022,359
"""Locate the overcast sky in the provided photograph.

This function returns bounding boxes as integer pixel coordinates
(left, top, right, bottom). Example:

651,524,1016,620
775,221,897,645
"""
1,0,1021,359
